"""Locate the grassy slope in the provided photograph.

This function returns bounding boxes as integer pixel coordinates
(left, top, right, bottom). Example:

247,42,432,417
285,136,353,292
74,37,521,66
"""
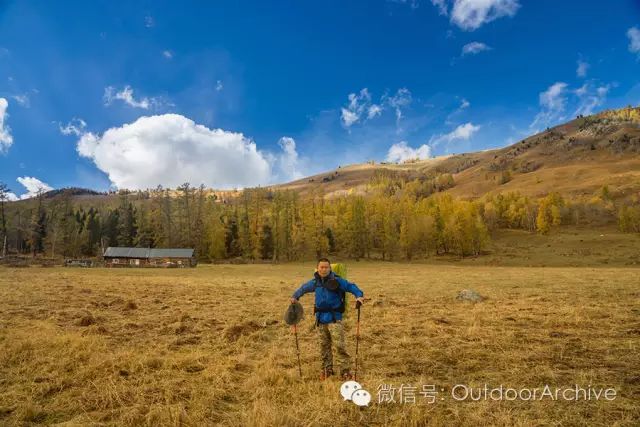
276,116,640,201
0,264,638,426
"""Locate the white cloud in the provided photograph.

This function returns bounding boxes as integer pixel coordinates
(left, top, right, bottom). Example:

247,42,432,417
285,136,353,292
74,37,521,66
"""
461,41,492,55
0,98,13,153
339,87,412,129
386,141,432,163
71,114,283,190
11,94,30,107
367,104,383,119
431,0,448,15
628,27,640,57
59,118,87,136
162,50,173,59
16,176,53,199
576,59,589,78
385,87,412,125
215,80,223,91
341,109,359,127
445,97,471,125
430,122,481,149
391,0,420,9
574,82,610,116
276,137,304,181
530,82,568,129
340,88,373,127
531,80,613,129
540,82,568,111
144,16,155,28
4,192,19,202
103,85,160,109
432,0,520,31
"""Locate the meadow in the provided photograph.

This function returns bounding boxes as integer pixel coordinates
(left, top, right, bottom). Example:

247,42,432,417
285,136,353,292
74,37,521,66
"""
1,258,638,426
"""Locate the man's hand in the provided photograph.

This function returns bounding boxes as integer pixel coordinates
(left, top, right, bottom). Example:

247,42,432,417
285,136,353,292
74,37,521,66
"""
290,297,298,304
355,297,365,306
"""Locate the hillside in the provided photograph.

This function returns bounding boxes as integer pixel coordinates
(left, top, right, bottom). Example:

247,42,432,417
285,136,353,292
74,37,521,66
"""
276,107,640,201
7,106,640,208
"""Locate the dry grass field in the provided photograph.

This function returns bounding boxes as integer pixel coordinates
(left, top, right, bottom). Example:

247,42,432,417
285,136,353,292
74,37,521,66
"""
1,258,639,426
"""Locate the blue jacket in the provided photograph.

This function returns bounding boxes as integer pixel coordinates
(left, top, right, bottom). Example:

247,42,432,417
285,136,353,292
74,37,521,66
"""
292,271,364,324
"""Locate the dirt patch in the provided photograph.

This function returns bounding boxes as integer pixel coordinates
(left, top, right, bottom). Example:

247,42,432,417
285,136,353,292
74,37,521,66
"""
224,321,263,341
76,313,96,326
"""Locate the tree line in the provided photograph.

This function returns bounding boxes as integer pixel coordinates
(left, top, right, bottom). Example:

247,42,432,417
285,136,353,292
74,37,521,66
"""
0,178,638,262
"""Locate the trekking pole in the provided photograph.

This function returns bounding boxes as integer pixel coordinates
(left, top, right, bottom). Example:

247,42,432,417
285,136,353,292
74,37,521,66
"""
293,324,302,378
285,301,304,378
354,300,362,382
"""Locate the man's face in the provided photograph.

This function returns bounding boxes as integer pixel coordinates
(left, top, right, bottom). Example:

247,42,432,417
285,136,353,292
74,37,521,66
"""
317,261,331,277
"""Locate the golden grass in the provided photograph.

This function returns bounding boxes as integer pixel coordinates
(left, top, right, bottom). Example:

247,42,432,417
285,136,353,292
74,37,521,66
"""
0,262,639,426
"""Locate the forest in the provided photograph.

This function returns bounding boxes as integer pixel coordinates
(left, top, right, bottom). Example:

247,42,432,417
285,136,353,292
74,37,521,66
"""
0,172,638,262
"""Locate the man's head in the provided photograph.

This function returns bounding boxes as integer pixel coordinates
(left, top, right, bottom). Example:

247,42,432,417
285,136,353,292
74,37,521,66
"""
317,258,331,278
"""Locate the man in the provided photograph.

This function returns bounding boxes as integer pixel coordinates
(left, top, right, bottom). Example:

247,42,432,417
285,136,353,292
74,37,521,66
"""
290,258,365,380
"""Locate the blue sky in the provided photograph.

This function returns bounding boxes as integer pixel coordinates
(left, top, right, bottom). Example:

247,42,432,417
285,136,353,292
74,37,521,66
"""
1,0,639,197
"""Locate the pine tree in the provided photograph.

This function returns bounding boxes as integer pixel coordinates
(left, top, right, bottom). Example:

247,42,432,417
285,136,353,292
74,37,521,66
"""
29,190,47,256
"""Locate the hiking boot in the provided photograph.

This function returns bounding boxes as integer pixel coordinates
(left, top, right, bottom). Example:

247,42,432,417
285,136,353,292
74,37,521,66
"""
320,367,334,380
340,370,353,380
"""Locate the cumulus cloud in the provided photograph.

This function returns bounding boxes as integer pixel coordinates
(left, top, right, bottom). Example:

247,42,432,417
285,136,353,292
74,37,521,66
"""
103,85,162,109
429,122,481,150
65,114,312,189
576,59,589,78
386,141,432,163
461,41,492,56
4,192,19,202
15,176,53,199
431,0,520,31
0,98,13,153
74,114,272,189
628,27,640,57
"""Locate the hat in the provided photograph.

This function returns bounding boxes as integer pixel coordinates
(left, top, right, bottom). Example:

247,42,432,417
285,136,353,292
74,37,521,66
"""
284,301,304,325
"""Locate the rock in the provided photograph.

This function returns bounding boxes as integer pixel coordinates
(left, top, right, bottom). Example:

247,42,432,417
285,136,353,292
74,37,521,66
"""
456,289,485,302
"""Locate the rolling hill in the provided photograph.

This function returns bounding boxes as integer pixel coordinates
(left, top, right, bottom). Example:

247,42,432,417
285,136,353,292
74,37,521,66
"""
9,106,640,206
275,107,640,202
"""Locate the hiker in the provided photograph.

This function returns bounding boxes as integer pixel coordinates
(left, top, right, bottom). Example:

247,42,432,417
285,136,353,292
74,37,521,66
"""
290,258,365,380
